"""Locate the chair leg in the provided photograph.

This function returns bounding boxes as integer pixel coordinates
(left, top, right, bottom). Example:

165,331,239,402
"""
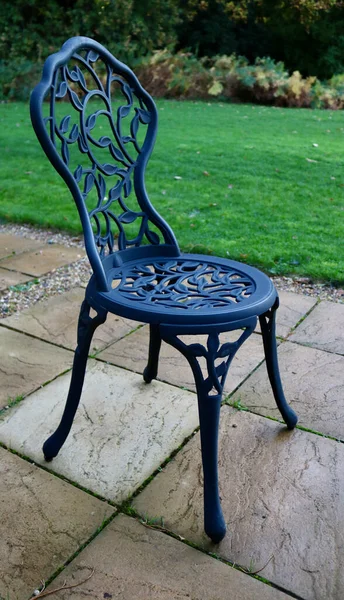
143,324,161,383
43,299,107,461
162,326,255,543
259,299,298,429
198,389,225,543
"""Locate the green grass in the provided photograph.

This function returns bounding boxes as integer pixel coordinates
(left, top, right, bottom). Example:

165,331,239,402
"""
1,100,343,282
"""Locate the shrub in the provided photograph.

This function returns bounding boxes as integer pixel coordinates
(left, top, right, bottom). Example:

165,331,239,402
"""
211,55,288,104
310,79,344,110
137,50,213,99
0,0,181,101
2,46,344,109
204,53,344,109
0,60,42,102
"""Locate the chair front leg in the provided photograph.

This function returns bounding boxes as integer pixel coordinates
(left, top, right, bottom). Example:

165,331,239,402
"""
43,299,107,461
162,325,254,543
143,324,162,383
259,298,298,429
197,387,224,543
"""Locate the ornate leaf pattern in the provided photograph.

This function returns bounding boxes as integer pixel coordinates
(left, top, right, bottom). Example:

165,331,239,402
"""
47,50,159,255
162,326,255,397
111,260,255,310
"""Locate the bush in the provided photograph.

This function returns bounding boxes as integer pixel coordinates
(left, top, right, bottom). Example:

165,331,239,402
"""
137,50,213,99
211,55,288,104
0,0,181,101
3,46,344,109
0,61,42,102
137,51,344,109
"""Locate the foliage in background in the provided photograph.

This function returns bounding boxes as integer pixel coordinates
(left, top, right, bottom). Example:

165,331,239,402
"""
2,0,344,103
0,0,180,62
224,0,340,25
0,0,180,100
2,0,344,102
177,0,344,79
137,51,212,99
2,41,344,108
136,51,344,109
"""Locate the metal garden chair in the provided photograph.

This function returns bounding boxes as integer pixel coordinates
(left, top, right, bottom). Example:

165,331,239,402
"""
30,37,298,543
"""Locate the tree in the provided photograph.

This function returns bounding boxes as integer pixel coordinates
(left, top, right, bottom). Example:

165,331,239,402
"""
177,0,344,77
0,0,180,64
225,0,341,27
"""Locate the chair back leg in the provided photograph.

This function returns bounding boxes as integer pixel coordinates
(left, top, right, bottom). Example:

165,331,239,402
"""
143,324,162,383
43,299,107,461
259,299,298,429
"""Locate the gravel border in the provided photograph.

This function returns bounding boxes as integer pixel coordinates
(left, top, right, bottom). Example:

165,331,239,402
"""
0,224,90,318
0,223,342,319
0,223,84,248
272,275,343,303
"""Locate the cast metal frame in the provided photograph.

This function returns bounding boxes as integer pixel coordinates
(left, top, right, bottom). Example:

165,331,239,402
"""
30,36,297,543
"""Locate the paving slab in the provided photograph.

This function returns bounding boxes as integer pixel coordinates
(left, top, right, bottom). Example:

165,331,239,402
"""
0,361,199,502
0,267,32,291
133,406,344,600
0,446,114,600
44,513,291,600
257,290,317,338
229,340,344,439
3,287,139,352
98,327,265,395
0,244,85,276
289,300,344,354
0,327,74,409
0,232,44,259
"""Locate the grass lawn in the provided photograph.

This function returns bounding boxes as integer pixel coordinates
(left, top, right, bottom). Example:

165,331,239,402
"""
1,100,343,283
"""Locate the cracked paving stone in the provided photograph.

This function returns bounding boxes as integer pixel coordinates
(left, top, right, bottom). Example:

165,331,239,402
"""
229,341,344,439
3,287,139,352
98,327,265,395
0,327,73,409
0,361,199,502
0,447,114,600
43,513,291,600
133,406,344,600
255,290,317,338
289,300,344,355
0,244,85,276
0,233,44,260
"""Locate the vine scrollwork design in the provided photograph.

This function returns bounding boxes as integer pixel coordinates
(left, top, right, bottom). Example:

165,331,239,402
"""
111,260,256,310
163,325,256,397
44,49,161,255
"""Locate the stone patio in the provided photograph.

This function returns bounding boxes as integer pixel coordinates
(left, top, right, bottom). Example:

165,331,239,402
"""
1,232,344,600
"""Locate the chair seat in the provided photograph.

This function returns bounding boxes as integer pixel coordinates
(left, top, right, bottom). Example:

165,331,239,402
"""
87,253,277,328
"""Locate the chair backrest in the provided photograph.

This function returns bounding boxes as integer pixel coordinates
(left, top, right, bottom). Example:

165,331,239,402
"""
30,37,178,291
